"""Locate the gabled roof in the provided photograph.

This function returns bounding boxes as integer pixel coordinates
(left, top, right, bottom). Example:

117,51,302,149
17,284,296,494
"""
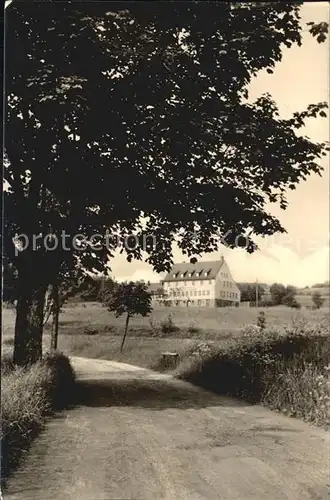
163,259,225,282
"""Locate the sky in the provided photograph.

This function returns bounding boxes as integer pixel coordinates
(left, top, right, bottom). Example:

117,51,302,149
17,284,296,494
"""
110,2,330,287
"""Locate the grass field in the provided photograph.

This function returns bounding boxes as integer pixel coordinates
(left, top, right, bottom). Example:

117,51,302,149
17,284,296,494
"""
2,302,329,368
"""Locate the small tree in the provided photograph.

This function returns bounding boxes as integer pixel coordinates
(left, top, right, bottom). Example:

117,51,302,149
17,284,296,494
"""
256,311,267,332
105,281,152,352
270,283,287,305
282,285,297,307
312,291,325,309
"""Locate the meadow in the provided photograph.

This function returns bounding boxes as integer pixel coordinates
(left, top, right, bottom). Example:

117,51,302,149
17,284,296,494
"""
2,301,330,428
2,301,329,368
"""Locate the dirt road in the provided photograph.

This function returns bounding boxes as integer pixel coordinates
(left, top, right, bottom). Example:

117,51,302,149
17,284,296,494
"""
4,356,329,500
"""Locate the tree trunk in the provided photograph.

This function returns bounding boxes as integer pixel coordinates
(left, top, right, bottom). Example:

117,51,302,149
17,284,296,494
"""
14,281,47,365
120,314,130,352
50,283,60,351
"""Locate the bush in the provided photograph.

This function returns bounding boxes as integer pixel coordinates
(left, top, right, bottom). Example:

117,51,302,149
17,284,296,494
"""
160,314,179,334
256,311,266,332
1,352,76,482
83,326,98,335
178,329,330,427
187,322,202,335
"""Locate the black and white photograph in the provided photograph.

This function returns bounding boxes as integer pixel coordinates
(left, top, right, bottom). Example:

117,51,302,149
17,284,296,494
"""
2,1,329,499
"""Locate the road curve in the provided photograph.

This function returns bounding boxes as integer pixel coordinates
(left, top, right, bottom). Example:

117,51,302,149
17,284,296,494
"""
4,356,329,500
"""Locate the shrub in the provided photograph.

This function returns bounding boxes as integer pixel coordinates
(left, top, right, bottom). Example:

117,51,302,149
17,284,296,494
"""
83,326,98,335
160,314,179,334
256,311,266,332
178,330,330,427
1,352,76,482
187,322,202,335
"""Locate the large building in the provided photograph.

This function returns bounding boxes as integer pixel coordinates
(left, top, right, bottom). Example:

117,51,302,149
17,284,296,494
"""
152,257,241,307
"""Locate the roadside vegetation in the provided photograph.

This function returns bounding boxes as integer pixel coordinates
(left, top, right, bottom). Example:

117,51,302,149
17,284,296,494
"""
176,318,330,428
3,303,329,429
1,352,76,484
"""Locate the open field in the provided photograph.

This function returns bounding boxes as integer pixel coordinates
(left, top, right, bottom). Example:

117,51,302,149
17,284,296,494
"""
2,302,329,368
295,293,330,307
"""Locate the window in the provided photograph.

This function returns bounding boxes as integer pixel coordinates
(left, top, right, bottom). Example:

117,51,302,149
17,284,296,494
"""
184,281,187,286
186,291,189,296
194,290,197,296
200,280,203,286
176,282,179,287
235,293,238,299
173,292,176,297
173,273,176,278
181,273,184,278
204,272,208,277
207,290,210,296
202,290,205,296
209,280,212,284
192,281,195,286
206,299,210,306
198,290,201,296
197,299,201,306
196,272,199,277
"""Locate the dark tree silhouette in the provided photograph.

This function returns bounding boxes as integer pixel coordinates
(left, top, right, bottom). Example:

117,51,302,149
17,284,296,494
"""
4,2,329,363
312,291,325,309
105,281,152,352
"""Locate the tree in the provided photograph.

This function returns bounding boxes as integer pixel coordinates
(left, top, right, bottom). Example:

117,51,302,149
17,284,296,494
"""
2,256,18,304
282,285,297,307
104,281,152,351
270,283,298,306
4,2,329,364
312,291,325,309
239,283,264,302
99,277,117,304
46,262,90,351
270,283,287,305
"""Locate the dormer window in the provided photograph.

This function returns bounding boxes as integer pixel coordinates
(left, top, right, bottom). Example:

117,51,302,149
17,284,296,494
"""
181,273,184,278
204,272,208,277
196,272,199,277
173,273,176,278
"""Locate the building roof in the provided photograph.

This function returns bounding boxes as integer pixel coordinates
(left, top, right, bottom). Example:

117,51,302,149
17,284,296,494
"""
147,283,164,294
163,258,225,282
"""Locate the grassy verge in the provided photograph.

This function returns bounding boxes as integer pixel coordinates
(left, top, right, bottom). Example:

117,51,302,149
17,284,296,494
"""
176,327,330,428
1,352,76,483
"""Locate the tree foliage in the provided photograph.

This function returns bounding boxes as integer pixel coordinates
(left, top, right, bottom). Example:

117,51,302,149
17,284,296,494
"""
269,283,298,307
105,281,152,351
312,291,325,309
239,283,265,302
4,1,329,363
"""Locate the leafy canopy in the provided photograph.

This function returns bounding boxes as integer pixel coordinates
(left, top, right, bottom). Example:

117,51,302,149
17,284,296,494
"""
4,1,329,278
105,281,152,318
